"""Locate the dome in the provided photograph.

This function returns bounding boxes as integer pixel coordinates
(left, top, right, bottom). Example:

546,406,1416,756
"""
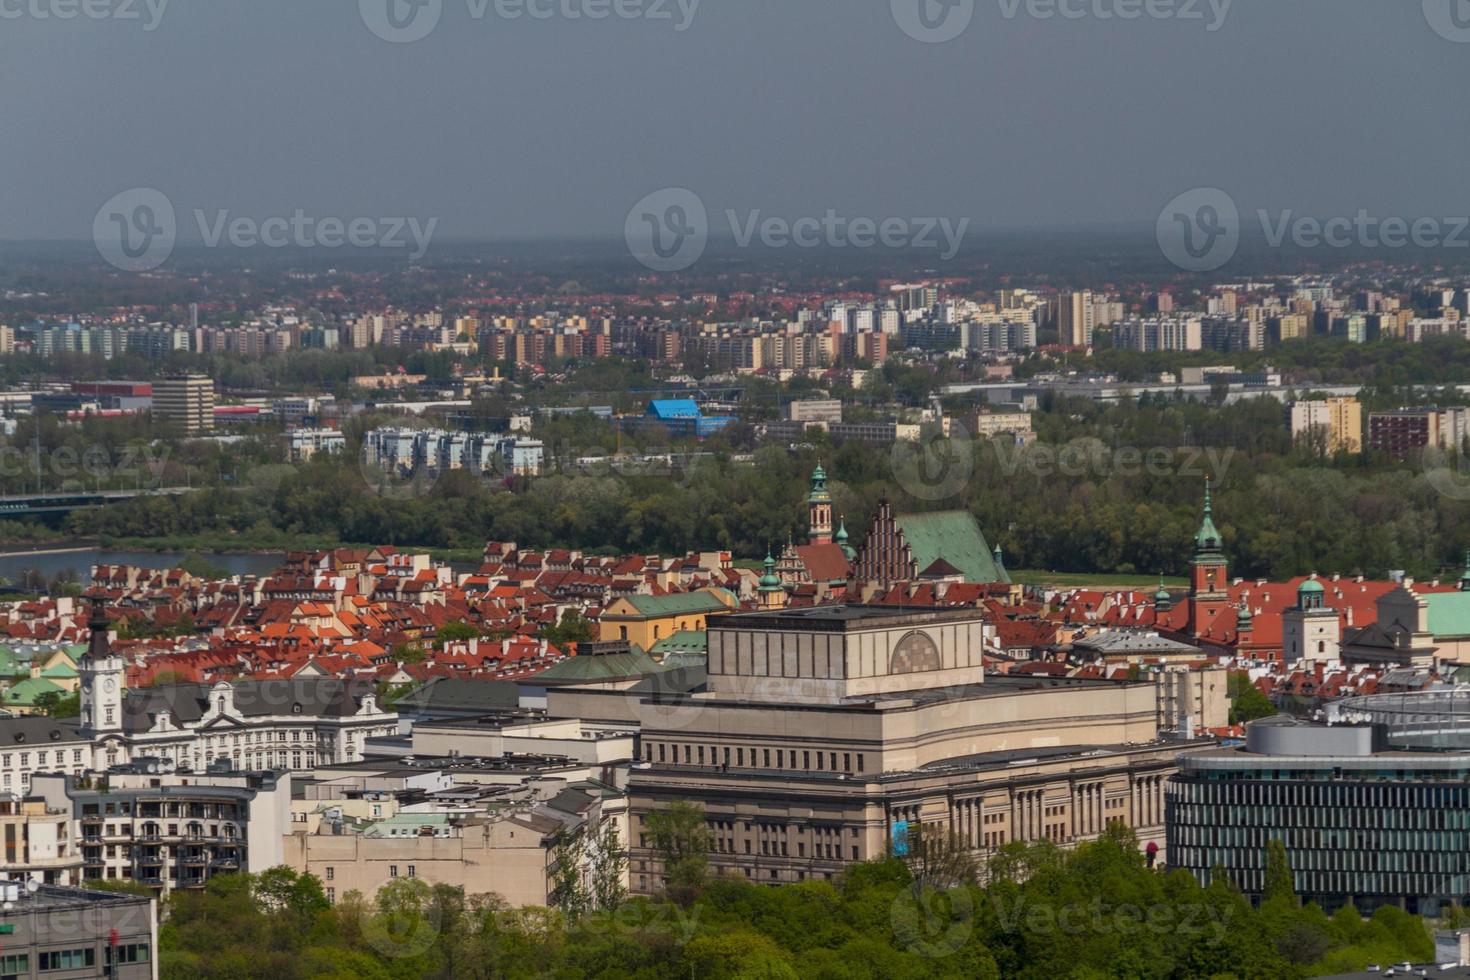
1298,578,1325,595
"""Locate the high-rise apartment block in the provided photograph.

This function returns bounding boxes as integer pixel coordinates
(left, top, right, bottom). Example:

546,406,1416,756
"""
152,374,215,435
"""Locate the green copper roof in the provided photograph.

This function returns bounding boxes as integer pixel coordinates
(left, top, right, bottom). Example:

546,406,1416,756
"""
1194,481,1223,553
649,630,707,658
2,677,64,706
535,646,668,682
1298,578,1325,594
894,511,1010,584
1424,593,1470,638
758,552,782,591
41,662,78,679
619,590,734,618
808,464,830,503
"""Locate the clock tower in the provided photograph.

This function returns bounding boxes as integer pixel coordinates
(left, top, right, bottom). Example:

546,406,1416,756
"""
79,595,124,737
1188,481,1232,638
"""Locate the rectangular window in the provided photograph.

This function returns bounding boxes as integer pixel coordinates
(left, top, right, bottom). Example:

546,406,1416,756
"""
407,865,416,878
40,948,96,971
325,867,334,881
389,865,398,878
106,945,150,965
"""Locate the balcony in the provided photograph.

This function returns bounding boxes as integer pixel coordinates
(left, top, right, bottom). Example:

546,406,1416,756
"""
180,850,207,866
136,853,164,867
209,857,239,870
136,875,164,887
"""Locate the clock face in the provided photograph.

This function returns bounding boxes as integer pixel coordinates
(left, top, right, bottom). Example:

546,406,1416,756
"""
890,631,942,675
103,678,117,694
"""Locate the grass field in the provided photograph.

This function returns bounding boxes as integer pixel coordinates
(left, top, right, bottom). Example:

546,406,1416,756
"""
1009,570,1188,590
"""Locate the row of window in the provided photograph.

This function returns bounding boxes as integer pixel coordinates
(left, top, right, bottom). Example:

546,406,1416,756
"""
0,750,85,769
1170,801,1469,831
645,742,866,774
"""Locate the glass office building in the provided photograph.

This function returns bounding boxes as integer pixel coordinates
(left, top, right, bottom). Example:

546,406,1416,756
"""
1167,698,1470,915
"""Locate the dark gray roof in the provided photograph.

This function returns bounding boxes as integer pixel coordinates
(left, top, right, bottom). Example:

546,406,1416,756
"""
123,677,379,731
394,678,520,714
0,716,83,747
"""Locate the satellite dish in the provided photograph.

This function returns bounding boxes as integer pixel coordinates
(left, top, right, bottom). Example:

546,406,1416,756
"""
25,880,39,893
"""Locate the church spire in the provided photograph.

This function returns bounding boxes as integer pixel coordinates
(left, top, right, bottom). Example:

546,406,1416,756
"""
1194,478,1223,556
807,463,833,545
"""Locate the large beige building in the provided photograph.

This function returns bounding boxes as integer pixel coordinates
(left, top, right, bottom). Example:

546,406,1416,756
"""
1289,397,1362,453
620,606,1209,892
152,374,215,435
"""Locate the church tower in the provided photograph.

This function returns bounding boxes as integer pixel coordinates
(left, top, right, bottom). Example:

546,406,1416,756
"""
79,595,124,736
808,464,833,546
1188,481,1232,637
757,551,788,610
1283,577,1338,664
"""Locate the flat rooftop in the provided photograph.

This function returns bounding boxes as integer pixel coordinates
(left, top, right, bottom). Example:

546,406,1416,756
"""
714,604,986,633
647,672,1148,712
0,883,152,912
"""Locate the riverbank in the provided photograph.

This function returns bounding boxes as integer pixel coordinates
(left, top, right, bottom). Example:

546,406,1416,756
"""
100,534,487,566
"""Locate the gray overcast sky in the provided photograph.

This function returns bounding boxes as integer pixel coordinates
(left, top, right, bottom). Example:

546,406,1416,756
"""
2,0,1468,243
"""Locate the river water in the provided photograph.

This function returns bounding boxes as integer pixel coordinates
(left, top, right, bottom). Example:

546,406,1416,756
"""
0,549,285,586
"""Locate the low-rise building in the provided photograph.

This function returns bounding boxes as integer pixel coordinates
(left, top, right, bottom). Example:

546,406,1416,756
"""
31,765,289,897
0,884,157,980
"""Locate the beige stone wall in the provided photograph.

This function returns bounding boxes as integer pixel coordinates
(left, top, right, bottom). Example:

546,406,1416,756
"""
636,681,1160,776
626,739,1192,894
283,823,554,908
707,618,989,703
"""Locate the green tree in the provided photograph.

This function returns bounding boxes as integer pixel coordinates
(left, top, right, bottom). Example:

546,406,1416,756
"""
645,801,712,905
1228,672,1278,724
1264,839,1297,905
